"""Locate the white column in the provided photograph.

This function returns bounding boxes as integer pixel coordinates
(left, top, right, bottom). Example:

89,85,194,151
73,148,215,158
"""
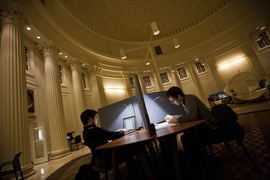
169,66,183,89
150,70,162,91
136,72,147,94
38,41,70,159
68,58,87,135
0,6,35,177
92,65,108,107
188,64,207,102
121,71,133,98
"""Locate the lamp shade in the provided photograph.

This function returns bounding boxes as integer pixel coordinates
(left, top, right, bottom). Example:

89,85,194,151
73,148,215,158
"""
173,38,180,48
120,48,126,59
151,21,160,35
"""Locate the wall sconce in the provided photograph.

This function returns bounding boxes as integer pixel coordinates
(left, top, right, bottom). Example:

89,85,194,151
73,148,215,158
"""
151,21,160,35
120,48,126,59
218,56,245,68
173,38,180,48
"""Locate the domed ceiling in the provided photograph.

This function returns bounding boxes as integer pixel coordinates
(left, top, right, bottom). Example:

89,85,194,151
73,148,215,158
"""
60,0,230,42
21,0,267,73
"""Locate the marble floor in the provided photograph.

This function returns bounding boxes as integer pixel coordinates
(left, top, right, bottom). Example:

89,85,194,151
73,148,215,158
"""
26,147,90,180
25,99,270,180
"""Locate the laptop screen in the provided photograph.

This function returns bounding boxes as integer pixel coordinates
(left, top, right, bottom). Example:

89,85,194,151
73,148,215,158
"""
123,116,136,130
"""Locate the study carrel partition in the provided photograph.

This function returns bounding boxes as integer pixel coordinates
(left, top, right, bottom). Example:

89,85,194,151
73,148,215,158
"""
98,74,183,136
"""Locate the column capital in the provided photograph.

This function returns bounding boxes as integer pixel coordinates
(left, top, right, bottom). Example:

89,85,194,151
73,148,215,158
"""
121,71,131,78
87,65,102,75
37,41,60,57
66,58,83,71
134,71,142,76
0,3,26,28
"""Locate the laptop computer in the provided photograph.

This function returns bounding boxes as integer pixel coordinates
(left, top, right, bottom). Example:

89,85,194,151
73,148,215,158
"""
123,116,137,135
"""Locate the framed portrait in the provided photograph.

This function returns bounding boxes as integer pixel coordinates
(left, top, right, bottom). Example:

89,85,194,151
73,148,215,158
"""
27,89,35,113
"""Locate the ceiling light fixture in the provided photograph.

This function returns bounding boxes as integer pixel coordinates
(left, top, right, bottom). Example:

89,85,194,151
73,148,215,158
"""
150,21,160,35
37,36,41,39
173,38,180,48
120,48,126,59
26,27,31,30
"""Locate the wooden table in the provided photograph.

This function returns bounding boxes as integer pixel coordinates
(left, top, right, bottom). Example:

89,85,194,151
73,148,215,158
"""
96,129,155,180
96,119,206,180
155,119,207,180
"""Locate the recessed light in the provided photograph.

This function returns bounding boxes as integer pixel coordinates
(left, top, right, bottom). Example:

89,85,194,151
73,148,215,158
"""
65,56,67,58
37,36,41,39
26,27,31,30
59,52,62,55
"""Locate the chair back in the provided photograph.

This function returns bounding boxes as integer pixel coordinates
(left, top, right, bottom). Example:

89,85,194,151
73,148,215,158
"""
211,104,238,123
74,135,82,143
211,104,244,142
12,152,22,172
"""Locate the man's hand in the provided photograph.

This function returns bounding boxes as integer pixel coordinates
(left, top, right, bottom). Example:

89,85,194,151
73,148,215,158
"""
164,115,177,124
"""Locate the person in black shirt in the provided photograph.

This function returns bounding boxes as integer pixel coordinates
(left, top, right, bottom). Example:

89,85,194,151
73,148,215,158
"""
80,109,140,178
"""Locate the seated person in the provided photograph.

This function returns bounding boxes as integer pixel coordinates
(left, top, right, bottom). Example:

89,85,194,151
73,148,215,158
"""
164,86,216,178
80,109,139,176
164,86,216,124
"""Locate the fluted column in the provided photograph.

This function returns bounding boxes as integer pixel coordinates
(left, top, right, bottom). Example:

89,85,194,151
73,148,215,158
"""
0,6,35,177
136,72,147,94
188,63,207,102
92,65,107,107
38,41,70,159
150,70,162,91
169,67,183,89
67,58,87,134
121,71,133,98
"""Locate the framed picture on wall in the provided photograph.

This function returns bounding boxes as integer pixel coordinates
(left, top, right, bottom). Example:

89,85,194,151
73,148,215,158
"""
27,89,35,113
251,29,270,51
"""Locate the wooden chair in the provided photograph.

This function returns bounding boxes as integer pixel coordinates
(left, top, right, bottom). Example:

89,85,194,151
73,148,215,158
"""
200,104,263,173
0,152,24,180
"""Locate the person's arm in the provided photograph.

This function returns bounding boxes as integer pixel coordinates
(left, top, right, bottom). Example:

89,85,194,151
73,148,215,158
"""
98,127,125,141
168,95,200,123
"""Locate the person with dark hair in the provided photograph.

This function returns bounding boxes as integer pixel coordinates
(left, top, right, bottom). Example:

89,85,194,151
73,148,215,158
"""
81,109,140,178
164,86,216,179
164,86,215,123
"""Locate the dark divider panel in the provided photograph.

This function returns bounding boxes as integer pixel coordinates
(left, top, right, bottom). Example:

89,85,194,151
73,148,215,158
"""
98,91,185,131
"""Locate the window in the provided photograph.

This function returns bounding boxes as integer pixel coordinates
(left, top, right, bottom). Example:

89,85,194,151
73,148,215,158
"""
160,72,169,84
82,73,86,88
129,78,135,89
177,67,188,79
24,47,29,71
58,65,63,84
143,76,152,87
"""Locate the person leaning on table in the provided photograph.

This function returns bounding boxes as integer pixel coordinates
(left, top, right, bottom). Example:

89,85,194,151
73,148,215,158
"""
164,86,216,179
